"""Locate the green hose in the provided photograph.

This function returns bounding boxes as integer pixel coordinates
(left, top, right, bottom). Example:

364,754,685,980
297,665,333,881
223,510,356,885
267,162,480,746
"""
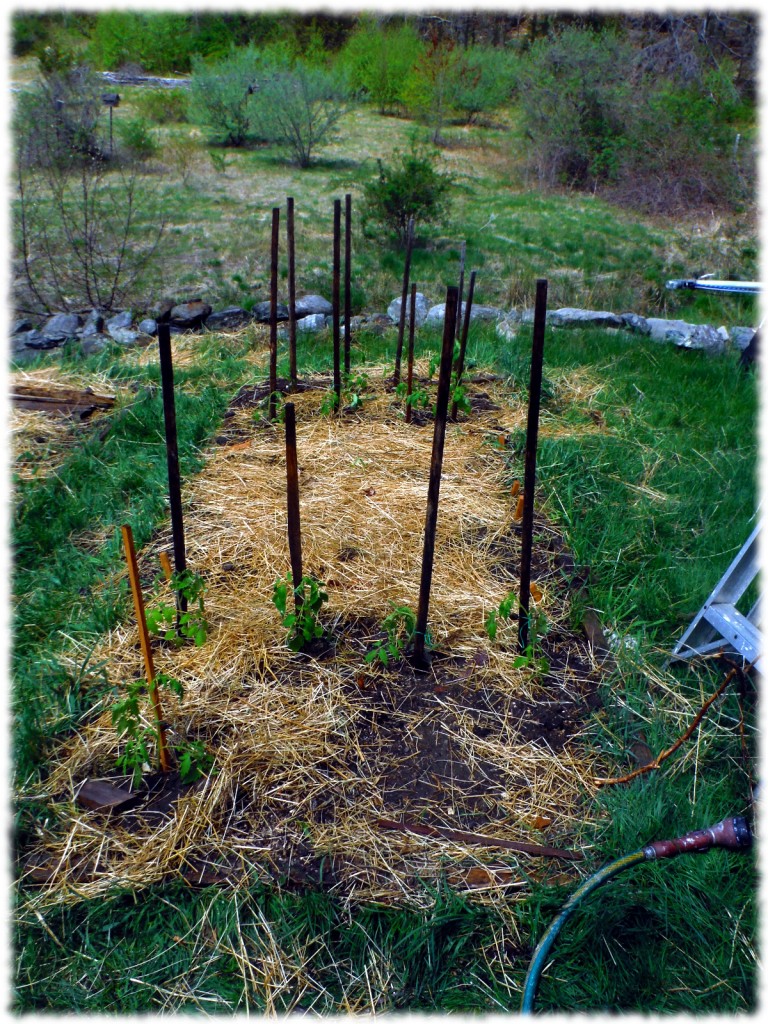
521,849,646,1014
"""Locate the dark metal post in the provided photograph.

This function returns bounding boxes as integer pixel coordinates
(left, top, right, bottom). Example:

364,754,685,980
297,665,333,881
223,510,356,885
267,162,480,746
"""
344,192,352,375
393,217,415,387
332,198,342,409
405,283,417,425
455,240,466,342
269,206,280,420
518,278,548,653
287,196,297,388
157,322,187,611
451,269,476,421
284,402,304,607
412,286,459,670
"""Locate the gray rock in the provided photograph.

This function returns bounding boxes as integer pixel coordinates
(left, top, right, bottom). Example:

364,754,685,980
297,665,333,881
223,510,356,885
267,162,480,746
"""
138,318,158,336
496,317,519,342
548,308,624,329
295,294,333,317
424,301,502,327
620,312,651,334
106,310,133,332
81,320,104,339
387,292,431,327
646,318,725,353
252,300,289,323
12,318,33,334
21,329,60,350
42,312,81,342
108,326,139,346
80,334,110,356
296,313,328,332
169,299,212,329
203,307,250,331
730,326,756,351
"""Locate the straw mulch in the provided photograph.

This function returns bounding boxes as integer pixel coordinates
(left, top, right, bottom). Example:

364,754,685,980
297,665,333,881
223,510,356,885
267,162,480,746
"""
21,366,611,911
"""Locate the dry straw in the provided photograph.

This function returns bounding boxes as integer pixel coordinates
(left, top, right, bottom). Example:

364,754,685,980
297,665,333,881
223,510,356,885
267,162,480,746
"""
21,363,612,911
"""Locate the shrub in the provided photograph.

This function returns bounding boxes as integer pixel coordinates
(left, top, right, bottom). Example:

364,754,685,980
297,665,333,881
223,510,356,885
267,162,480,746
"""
134,87,189,125
338,17,422,114
115,116,159,161
361,141,452,245
401,31,459,144
188,47,266,146
255,61,351,167
446,46,518,122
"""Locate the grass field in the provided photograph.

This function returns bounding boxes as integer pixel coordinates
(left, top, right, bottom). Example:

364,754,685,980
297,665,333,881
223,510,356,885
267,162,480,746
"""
10,68,760,1014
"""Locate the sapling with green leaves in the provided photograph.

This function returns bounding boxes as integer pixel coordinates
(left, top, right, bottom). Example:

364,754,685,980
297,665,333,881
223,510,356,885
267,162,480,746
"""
485,590,550,673
146,569,208,647
365,603,417,665
272,571,329,651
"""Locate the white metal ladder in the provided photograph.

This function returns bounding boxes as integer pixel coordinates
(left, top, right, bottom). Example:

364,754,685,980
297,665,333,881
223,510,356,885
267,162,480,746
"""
670,522,762,674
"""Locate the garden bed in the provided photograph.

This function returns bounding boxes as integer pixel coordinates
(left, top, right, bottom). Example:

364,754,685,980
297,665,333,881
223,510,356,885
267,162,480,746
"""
20,365,612,909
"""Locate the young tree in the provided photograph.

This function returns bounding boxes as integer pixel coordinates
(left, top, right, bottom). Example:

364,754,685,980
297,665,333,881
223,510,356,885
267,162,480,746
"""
188,47,267,147
339,17,423,114
361,141,452,245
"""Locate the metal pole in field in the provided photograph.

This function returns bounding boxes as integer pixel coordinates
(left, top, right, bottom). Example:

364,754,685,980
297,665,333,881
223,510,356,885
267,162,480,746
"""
121,524,171,774
333,198,342,409
287,196,297,389
518,278,548,654
455,240,466,343
451,269,476,421
269,206,280,420
344,192,352,375
284,402,303,609
393,216,415,387
405,283,417,425
412,285,459,670
157,322,187,611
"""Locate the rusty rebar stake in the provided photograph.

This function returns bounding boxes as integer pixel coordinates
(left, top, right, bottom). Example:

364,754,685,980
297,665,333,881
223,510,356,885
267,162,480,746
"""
344,192,352,375
333,198,342,409
451,269,477,421
518,278,548,653
455,240,466,342
412,286,459,670
269,206,280,420
157,323,187,612
393,216,415,387
287,196,297,388
284,402,303,609
405,283,417,425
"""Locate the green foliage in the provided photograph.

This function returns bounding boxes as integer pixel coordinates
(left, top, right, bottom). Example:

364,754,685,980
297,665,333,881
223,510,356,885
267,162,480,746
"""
365,604,417,665
272,572,329,651
401,31,459,143
338,17,422,113
134,88,189,125
115,116,159,161
255,61,351,167
361,141,452,245
176,739,215,784
484,589,518,642
112,672,182,786
146,570,208,648
188,47,269,147
396,380,431,413
445,46,518,122
86,11,198,74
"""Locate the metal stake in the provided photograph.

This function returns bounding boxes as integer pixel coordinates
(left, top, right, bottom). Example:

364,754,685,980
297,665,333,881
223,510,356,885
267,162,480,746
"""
333,198,341,409
157,323,187,611
284,402,303,608
519,278,548,653
451,269,476,421
405,283,417,425
269,206,280,420
455,240,466,342
413,285,459,670
287,196,297,388
393,216,415,387
344,192,352,375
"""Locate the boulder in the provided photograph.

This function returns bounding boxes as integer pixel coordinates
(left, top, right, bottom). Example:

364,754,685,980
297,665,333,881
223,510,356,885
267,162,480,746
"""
42,312,81,343
252,300,290,323
169,299,212,329
620,312,651,335
12,318,33,334
203,307,250,331
730,326,756,351
19,328,60,350
496,317,520,342
296,313,328,332
548,308,624,329
387,292,431,327
106,310,133,332
138,318,158,336
424,302,502,327
80,334,110,356
646,318,726,354
108,327,140,346
295,294,333,317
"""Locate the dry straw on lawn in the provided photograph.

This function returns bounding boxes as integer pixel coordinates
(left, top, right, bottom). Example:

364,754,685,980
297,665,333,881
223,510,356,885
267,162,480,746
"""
22,364,611,911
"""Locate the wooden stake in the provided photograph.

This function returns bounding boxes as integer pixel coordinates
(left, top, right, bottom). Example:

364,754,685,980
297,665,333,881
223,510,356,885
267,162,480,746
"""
344,192,352,375
451,268,477,421
518,278,548,653
412,285,459,670
393,217,415,388
269,206,280,420
287,196,297,388
332,198,342,409
284,402,303,607
121,524,171,774
405,283,417,425
159,551,173,581
157,323,187,612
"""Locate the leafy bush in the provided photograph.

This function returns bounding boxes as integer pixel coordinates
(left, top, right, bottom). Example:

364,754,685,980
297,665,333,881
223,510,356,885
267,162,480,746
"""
255,61,351,167
401,32,459,143
115,116,159,161
188,47,267,146
361,141,452,244
86,11,196,74
446,46,518,122
134,88,189,125
338,17,422,113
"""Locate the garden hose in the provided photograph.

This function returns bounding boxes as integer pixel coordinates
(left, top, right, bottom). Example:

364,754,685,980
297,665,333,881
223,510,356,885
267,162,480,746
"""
521,816,753,1014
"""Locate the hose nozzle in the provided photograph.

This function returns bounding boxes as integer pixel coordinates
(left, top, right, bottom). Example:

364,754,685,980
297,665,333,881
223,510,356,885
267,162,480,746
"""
644,816,752,860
